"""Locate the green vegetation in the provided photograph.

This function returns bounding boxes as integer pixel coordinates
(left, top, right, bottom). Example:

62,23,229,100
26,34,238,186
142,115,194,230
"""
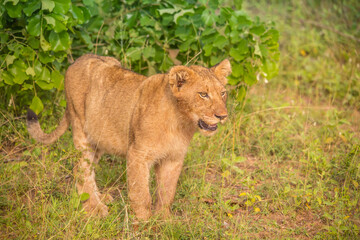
1,0,359,239
0,0,279,114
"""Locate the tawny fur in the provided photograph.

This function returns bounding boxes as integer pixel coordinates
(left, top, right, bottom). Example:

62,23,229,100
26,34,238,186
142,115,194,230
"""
27,54,231,220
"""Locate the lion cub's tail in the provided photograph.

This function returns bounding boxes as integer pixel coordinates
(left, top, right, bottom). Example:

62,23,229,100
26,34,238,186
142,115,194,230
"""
27,109,70,145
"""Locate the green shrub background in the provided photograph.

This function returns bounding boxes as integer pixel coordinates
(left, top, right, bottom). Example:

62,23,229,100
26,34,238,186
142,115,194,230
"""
0,0,279,115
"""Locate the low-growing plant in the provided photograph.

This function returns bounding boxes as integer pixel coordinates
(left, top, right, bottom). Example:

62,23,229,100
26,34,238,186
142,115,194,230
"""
0,0,280,114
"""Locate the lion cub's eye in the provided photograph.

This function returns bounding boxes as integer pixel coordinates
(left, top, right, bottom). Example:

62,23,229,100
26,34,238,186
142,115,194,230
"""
221,91,227,97
198,92,209,98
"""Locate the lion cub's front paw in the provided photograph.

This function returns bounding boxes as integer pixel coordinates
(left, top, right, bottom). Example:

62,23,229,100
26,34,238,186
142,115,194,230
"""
83,199,109,218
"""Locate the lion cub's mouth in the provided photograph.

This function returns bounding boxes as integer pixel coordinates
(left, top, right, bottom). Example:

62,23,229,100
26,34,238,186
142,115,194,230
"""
198,119,218,131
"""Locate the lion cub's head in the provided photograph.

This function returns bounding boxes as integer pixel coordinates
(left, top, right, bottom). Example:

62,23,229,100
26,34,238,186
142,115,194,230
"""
168,60,232,136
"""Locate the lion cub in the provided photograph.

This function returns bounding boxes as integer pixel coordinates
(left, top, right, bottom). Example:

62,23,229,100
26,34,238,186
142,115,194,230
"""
27,54,231,220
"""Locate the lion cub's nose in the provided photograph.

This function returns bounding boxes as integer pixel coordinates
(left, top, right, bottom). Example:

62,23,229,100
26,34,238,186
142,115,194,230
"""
215,114,228,120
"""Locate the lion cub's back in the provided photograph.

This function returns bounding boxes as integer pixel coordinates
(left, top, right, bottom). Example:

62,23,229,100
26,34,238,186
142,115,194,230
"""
65,54,146,155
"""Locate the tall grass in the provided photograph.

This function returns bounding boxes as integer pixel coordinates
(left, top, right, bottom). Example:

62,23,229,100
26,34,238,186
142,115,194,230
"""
1,0,359,239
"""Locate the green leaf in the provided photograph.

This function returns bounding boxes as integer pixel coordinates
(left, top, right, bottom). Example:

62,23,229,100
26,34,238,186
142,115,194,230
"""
210,55,222,66
70,5,85,24
262,59,278,79
36,80,54,90
0,33,9,43
52,17,67,33
259,44,268,58
33,61,42,76
220,7,234,20
4,0,19,5
159,55,173,72
175,25,193,41
244,65,257,86
5,55,16,67
254,43,262,57
26,67,36,77
202,28,216,36
21,46,36,59
262,29,279,43
78,31,93,48
126,12,138,28
21,84,33,90
49,31,71,52
229,30,240,43
80,193,90,201
40,34,52,51
28,36,40,49
236,14,251,27
42,0,55,12
143,47,155,59
24,0,41,16
230,48,244,62
87,16,103,32
203,44,213,57
208,0,220,9
179,39,193,52
126,47,141,61
140,16,155,27
230,39,248,61
237,39,248,54
231,63,243,78
1,70,15,85
8,60,29,84
201,9,217,26
53,0,71,14
83,0,95,6
27,15,42,36
158,8,179,15
51,70,64,89
213,35,229,49
79,6,91,23
5,2,22,18
30,96,44,115
39,67,51,82
174,9,194,23
39,52,55,63
44,15,56,27
227,75,239,86
250,25,266,36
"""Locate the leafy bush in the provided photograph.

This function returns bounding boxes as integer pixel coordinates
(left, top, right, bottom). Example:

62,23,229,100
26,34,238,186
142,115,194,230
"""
0,0,280,114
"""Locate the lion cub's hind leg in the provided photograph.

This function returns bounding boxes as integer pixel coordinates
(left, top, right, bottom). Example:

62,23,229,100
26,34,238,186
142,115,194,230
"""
72,124,110,217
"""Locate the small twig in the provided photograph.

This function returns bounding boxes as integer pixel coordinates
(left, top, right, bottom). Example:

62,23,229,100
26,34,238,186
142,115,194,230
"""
67,52,74,64
185,50,202,66
95,22,105,54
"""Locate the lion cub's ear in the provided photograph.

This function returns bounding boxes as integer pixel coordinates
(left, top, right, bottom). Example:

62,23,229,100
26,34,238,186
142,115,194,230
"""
211,59,232,85
168,66,195,92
